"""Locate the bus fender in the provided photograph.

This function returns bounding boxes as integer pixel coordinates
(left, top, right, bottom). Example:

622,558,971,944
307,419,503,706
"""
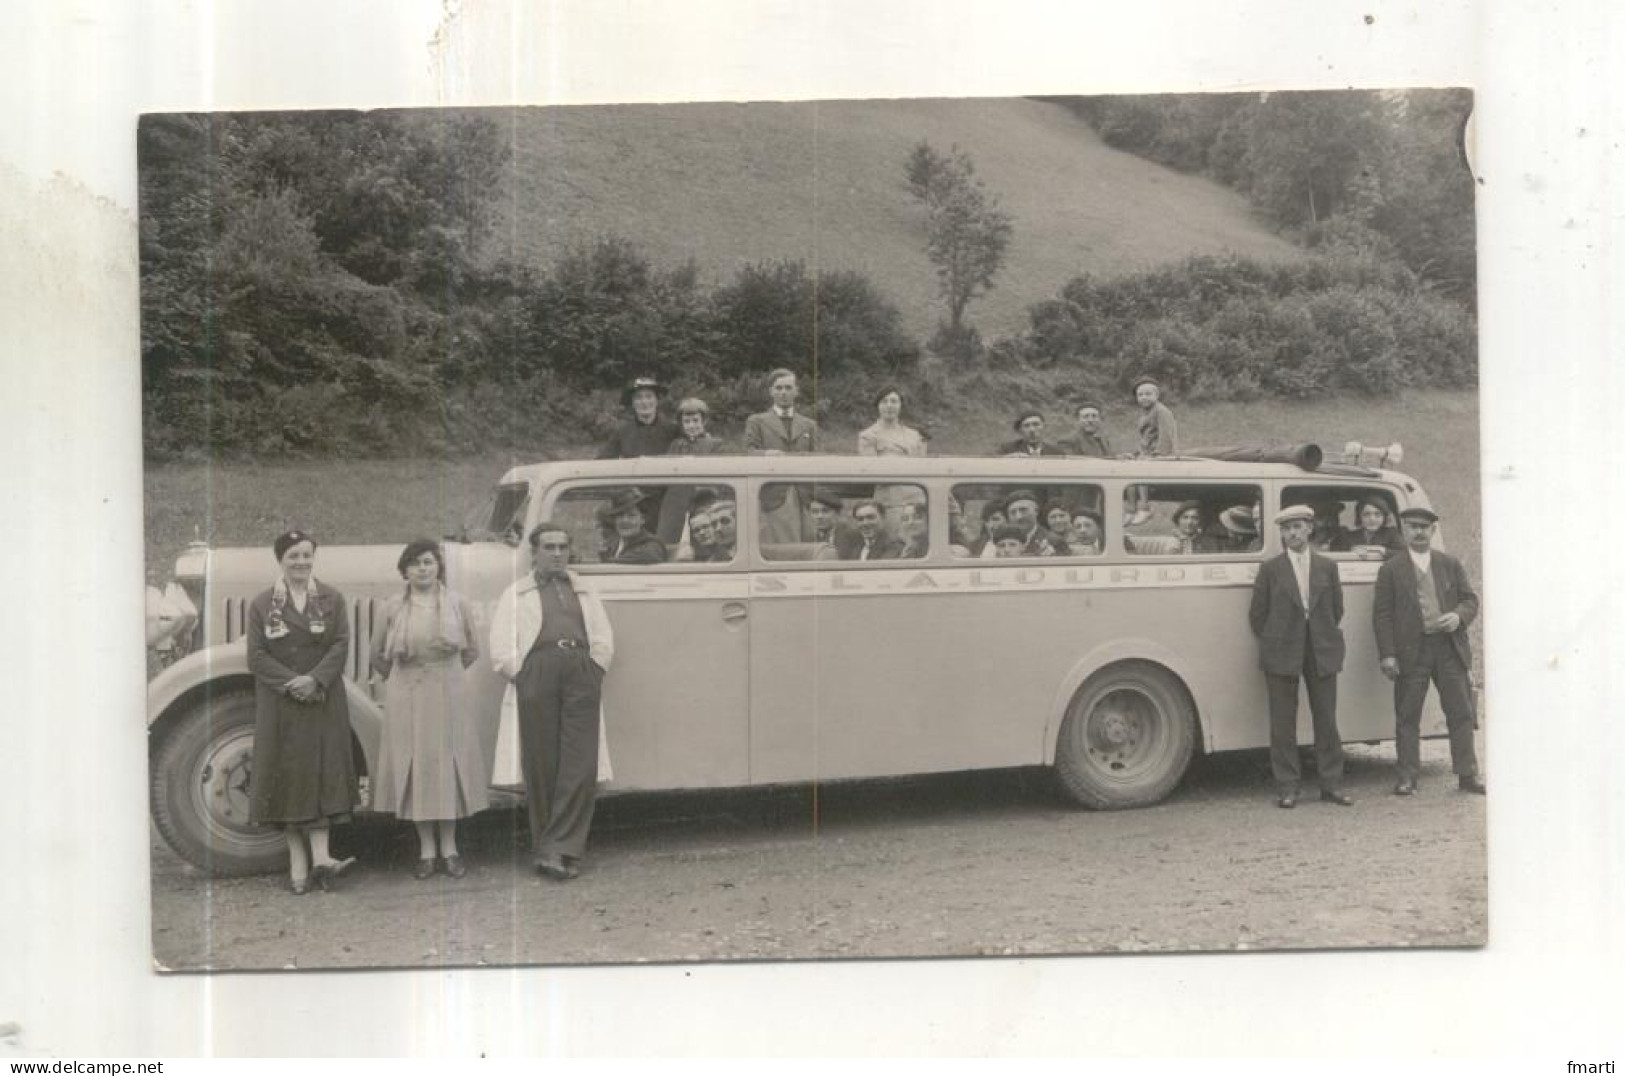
147,640,383,778
1043,637,1211,762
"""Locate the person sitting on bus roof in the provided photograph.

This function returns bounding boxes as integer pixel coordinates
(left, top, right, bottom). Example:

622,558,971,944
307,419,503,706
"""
598,489,668,565
834,500,903,561
1330,497,1403,557
1057,401,1113,457
1003,489,1070,556
995,411,1064,458
667,397,725,455
896,501,929,559
992,524,1030,558
1070,507,1105,556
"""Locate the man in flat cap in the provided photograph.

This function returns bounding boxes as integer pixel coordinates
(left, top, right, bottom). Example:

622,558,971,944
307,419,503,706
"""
1003,489,1070,557
996,411,1064,457
1248,503,1352,809
1374,507,1485,795
1057,401,1114,458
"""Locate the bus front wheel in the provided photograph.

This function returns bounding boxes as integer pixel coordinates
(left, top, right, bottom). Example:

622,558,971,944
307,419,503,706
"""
1055,661,1196,809
150,688,287,876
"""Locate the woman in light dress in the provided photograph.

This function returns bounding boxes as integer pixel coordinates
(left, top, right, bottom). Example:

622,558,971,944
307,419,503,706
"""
858,386,927,525
370,539,486,880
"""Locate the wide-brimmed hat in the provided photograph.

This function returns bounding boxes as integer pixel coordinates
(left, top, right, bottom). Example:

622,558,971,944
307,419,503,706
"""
1220,505,1258,535
596,487,653,522
620,377,668,407
1398,506,1440,524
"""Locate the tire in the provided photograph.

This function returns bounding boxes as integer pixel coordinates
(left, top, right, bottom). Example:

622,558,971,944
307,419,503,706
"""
1054,661,1197,809
150,688,286,876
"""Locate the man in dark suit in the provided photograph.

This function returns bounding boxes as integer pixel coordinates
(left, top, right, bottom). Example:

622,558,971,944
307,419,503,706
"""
1248,504,1352,809
1374,507,1485,795
1056,401,1113,457
995,411,1064,457
833,500,902,561
1002,489,1070,556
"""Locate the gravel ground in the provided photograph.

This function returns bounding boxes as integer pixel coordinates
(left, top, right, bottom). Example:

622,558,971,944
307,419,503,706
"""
150,742,1485,971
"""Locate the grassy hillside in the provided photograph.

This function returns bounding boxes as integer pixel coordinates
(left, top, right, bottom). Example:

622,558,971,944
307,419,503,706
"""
486,98,1301,339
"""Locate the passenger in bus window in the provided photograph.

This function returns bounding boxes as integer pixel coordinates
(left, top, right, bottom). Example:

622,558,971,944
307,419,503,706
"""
835,500,902,561
807,489,847,561
599,489,668,565
967,496,1008,558
1172,500,1206,555
1330,497,1403,556
946,495,975,556
1217,505,1262,553
992,524,1029,558
1003,489,1070,556
1305,500,1341,550
897,501,929,559
707,499,738,561
685,507,719,563
1070,508,1105,556
1045,502,1075,545
1248,505,1351,809
745,369,820,542
1057,401,1113,457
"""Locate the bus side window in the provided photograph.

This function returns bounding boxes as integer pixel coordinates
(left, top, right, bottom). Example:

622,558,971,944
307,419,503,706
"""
760,483,928,562
950,483,1104,559
1282,485,1402,559
550,484,739,566
1125,484,1263,556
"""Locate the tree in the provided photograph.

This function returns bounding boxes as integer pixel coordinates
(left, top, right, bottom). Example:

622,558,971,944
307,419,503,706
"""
903,141,1013,358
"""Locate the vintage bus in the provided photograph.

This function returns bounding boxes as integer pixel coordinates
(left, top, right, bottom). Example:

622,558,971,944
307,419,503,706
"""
146,449,1454,874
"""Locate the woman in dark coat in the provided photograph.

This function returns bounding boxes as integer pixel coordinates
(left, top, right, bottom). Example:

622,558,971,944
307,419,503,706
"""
246,530,358,894
1330,496,1404,556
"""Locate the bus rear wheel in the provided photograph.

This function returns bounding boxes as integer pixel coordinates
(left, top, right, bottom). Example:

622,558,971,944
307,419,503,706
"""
1055,661,1196,809
150,688,287,876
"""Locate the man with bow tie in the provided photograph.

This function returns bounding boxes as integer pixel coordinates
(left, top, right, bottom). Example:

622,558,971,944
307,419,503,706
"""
1248,503,1352,809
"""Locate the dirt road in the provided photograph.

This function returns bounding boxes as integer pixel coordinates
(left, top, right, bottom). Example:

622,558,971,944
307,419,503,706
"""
150,742,1484,971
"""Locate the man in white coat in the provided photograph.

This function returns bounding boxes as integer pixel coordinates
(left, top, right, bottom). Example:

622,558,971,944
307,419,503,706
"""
489,521,615,880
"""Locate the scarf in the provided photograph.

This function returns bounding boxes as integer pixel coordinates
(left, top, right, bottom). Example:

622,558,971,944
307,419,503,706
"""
381,582,470,662
267,574,325,639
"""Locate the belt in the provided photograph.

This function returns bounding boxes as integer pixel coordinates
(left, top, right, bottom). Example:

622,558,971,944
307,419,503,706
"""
549,639,587,650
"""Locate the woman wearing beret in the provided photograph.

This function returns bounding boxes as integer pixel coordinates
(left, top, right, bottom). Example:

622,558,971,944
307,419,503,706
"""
246,530,358,895
369,540,486,880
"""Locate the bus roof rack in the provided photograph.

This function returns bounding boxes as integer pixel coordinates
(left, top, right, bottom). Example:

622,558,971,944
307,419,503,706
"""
1184,443,1324,471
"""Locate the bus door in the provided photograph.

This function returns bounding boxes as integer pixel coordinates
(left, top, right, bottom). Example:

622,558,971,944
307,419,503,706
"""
548,481,751,790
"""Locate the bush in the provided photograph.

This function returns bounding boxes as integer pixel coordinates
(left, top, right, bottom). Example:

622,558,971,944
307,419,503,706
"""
1005,250,1476,402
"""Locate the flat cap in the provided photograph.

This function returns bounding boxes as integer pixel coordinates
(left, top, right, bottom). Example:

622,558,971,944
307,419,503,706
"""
1273,504,1316,526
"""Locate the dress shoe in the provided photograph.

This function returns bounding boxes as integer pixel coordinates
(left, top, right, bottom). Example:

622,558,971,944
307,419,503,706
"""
1458,774,1487,795
1393,779,1418,796
413,857,437,880
561,856,581,880
289,875,310,896
441,854,467,879
313,856,358,892
535,854,570,880
1320,789,1355,807
1276,792,1298,809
